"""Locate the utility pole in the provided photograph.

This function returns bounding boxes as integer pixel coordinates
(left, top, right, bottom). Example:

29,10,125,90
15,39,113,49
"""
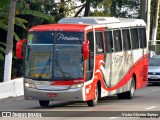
140,0,151,42
151,0,160,45
147,0,151,42
3,0,16,82
140,0,147,22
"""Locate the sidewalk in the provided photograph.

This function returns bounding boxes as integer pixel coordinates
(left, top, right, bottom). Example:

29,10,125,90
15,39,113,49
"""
0,78,24,99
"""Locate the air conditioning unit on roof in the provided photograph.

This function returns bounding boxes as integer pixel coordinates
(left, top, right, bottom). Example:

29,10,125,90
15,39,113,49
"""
58,17,120,24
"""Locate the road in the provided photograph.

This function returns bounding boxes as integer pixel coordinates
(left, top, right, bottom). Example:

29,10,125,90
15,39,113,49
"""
0,84,160,120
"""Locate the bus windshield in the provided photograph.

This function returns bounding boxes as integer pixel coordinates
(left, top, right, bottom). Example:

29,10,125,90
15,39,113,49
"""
24,31,84,80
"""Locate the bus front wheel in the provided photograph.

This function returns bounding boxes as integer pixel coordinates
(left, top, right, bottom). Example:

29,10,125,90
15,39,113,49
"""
87,86,98,107
39,100,50,107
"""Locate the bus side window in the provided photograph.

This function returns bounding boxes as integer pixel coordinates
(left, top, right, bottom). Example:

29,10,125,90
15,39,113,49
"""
87,31,94,71
130,28,139,49
113,30,122,52
138,28,147,48
95,31,104,54
104,31,113,53
87,32,94,52
122,29,131,50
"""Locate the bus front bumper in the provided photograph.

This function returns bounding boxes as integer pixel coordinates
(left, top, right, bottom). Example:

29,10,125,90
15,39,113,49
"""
24,86,85,101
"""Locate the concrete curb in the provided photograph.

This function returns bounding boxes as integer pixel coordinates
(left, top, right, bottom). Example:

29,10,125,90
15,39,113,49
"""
0,78,24,99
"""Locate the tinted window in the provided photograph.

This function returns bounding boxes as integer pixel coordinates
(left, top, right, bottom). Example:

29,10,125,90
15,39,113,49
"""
113,30,122,52
95,31,104,53
122,29,131,50
104,31,113,53
28,31,53,44
87,31,94,52
138,28,147,48
87,31,94,71
130,28,139,49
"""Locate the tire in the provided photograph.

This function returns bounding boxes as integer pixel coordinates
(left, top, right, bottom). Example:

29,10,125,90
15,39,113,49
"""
87,86,98,107
117,77,135,99
39,100,50,107
125,77,135,99
117,92,126,99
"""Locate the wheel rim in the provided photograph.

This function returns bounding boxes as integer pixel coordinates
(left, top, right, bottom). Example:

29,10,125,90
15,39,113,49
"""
95,87,98,101
130,80,135,96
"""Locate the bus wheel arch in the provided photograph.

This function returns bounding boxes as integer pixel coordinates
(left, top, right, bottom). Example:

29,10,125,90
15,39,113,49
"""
87,81,101,107
117,74,136,99
97,80,101,99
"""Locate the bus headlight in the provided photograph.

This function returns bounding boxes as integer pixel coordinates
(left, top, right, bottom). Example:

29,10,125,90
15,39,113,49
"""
24,82,36,88
70,83,84,89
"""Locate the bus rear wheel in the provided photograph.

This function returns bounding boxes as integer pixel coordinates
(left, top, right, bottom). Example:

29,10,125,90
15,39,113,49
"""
87,86,98,107
39,100,50,107
125,77,135,99
117,77,135,99
117,92,126,99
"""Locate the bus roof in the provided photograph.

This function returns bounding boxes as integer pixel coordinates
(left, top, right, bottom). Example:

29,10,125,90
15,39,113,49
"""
29,17,146,32
58,17,120,24
107,18,146,28
58,17,146,28
29,24,90,32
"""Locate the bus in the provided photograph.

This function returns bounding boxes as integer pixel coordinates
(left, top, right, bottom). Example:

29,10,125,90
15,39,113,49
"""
16,17,148,107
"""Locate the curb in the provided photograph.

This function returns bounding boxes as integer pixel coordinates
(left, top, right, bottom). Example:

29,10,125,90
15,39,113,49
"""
0,78,24,99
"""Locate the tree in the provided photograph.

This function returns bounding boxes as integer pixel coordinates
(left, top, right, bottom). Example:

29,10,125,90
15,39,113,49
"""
0,0,55,82
84,0,91,16
110,0,140,18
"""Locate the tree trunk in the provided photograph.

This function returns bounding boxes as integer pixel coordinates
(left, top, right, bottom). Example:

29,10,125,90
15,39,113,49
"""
84,0,91,16
74,4,85,17
3,0,16,82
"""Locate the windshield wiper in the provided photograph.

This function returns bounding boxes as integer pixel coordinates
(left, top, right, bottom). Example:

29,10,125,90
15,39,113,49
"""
38,53,51,80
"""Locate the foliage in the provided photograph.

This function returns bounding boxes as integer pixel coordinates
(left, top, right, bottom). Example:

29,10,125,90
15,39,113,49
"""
0,0,56,81
70,0,140,18
90,11,110,17
110,0,140,18
0,42,5,62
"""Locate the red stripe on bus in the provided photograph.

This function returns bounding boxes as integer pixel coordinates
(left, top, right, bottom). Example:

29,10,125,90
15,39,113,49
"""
100,54,148,91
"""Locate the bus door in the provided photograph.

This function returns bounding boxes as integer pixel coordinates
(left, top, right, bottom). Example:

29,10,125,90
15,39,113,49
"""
95,30,105,79
86,31,95,81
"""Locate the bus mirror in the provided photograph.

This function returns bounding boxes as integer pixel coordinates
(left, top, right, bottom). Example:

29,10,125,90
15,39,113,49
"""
16,39,26,59
82,40,89,60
